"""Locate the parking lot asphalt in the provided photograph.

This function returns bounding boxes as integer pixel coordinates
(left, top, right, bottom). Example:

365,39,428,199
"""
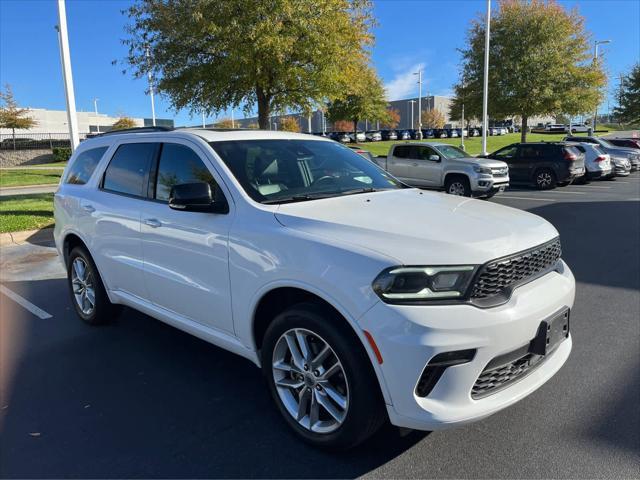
1,175,639,479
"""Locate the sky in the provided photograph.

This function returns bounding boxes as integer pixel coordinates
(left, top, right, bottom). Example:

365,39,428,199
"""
1,0,639,127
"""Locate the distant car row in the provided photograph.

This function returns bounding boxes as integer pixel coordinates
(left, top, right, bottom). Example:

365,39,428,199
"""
347,135,639,196
317,126,510,143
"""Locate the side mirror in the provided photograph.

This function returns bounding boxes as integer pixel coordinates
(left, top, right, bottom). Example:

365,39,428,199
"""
429,154,441,162
169,182,228,213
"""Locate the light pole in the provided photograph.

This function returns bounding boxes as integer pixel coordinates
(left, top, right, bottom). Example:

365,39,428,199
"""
145,45,156,126
414,70,423,139
231,108,235,128
481,0,491,156
409,100,416,130
460,103,465,150
55,0,79,151
93,98,100,133
593,39,611,133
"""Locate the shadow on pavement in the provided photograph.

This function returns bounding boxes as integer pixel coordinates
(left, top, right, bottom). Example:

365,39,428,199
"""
0,277,427,478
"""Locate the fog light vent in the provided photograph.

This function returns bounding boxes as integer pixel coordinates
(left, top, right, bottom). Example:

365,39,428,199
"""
415,349,476,398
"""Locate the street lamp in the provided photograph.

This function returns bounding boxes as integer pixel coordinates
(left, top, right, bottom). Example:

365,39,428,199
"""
408,100,416,129
593,39,611,133
145,45,156,126
481,0,491,156
93,98,100,133
55,0,79,151
414,69,423,139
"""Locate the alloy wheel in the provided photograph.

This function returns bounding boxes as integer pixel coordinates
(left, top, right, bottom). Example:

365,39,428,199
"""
71,258,95,315
272,328,349,434
537,172,553,188
448,181,466,196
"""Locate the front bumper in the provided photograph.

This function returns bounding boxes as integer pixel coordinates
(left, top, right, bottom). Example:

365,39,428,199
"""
471,174,509,195
358,260,575,431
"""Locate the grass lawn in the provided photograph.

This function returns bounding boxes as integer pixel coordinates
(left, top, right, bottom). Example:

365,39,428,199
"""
0,193,54,233
0,169,62,187
352,131,610,157
30,161,68,168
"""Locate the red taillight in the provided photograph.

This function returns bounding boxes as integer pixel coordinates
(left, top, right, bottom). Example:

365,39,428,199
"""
595,155,607,162
563,150,577,161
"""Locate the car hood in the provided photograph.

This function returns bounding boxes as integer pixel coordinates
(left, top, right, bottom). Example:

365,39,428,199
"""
274,189,558,265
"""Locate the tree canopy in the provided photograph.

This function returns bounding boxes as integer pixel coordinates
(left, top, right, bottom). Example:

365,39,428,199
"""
453,0,605,141
214,118,235,129
0,84,37,145
421,109,446,129
614,64,640,125
122,0,374,129
325,66,388,133
381,108,400,129
111,117,137,130
278,116,301,132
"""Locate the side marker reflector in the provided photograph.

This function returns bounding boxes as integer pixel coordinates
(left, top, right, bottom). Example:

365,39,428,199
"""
363,330,383,364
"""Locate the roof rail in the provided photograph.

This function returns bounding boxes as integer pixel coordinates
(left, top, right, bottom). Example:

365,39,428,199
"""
93,126,174,137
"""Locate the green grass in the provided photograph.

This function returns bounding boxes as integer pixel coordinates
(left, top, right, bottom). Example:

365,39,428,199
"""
0,193,55,233
0,169,62,187
353,131,611,157
33,161,68,168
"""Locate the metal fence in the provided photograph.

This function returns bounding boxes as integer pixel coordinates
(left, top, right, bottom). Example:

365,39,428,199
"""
0,132,91,150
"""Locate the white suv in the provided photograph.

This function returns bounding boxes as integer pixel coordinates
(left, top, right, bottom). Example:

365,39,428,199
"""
54,128,575,449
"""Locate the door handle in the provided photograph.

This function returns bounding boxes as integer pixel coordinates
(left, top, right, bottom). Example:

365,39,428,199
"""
82,204,95,213
143,218,162,228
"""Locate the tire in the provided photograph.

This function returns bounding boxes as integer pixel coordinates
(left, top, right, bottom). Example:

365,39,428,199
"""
445,176,472,197
67,246,120,325
557,181,571,187
482,190,497,199
261,302,386,450
533,169,557,190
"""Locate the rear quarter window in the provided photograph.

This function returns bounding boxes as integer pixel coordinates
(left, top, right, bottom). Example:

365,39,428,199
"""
102,143,159,197
393,146,410,158
64,146,108,185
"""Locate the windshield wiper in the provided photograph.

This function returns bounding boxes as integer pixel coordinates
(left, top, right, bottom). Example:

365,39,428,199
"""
262,188,385,205
338,187,382,196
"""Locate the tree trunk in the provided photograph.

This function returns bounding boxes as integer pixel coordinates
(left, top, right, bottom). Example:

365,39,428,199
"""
256,87,270,130
521,115,528,143
353,119,358,143
12,128,16,150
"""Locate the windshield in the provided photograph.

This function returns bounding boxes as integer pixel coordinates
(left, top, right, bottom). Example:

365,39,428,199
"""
210,139,403,204
437,145,468,159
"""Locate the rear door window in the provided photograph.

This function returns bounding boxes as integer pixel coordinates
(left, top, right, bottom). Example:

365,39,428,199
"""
102,143,159,197
65,146,108,185
393,146,410,158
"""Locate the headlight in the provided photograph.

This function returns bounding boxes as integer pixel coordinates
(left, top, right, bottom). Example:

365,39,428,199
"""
372,266,477,303
473,165,492,174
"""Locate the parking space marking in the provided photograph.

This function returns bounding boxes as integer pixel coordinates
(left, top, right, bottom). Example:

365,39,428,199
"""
494,195,557,202
570,185,611,189
0,284,53,319
542,190,587,195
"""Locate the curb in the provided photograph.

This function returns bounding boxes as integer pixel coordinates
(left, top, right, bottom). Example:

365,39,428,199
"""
0,227,54,247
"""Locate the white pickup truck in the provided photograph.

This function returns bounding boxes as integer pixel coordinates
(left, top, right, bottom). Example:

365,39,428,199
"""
374,142,510,197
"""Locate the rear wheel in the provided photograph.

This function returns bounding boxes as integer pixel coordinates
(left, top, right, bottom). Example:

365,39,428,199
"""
262,303,386,449
445,176,472,197
534,169,557,190
67,246,120,325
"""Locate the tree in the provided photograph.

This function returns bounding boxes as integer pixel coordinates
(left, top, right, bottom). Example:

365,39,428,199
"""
614,64,640,125
332,120,352,132
455,0,605,142
381,108,400,129
111,117,137,130
421,109,446,129
279,116,301,132
0,84,37,149
122,0,374,129
326,66,388,136
215,118,235,128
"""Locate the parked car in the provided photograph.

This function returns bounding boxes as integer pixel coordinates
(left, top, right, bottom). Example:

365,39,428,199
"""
568,143,612,181
563,135,640,171
347,145,375,162
608,155,632,177
421,128,434,138
365,131,382,142
565,123,589,133
544,124,567,133
331,132,351,143
349,131,366,143
470,128,480,137
380,129,398,141
398,130,412,140
606,138,640,150
375,142,509,198
448,129,459,138
55,127,574,449
485,142,585,189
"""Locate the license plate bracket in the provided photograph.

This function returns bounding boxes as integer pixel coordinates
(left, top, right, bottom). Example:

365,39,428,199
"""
529,309,570,356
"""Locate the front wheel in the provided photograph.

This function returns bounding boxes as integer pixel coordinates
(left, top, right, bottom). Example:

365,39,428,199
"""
445,176,472,197
262,303,386,449
534,169,557,190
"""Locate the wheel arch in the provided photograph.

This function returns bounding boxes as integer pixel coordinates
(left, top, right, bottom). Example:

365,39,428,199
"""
251,284,392,405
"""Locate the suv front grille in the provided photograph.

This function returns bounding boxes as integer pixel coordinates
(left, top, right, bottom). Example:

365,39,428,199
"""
470,238,561,305
491,166,508,177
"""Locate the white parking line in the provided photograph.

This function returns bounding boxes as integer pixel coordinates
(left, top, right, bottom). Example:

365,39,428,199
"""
0,284,52,319
494,195,557,202
569,185,611,189
543,189,587,195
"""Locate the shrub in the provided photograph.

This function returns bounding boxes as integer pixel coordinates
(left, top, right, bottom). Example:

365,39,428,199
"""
52,147,72,162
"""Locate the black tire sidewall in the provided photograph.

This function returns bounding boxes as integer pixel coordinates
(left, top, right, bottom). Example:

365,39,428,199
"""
261,303,385,449
446,176,471,197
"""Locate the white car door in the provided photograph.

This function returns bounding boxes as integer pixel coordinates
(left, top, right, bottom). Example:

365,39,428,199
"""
90,142,159,300
140,141,235,334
